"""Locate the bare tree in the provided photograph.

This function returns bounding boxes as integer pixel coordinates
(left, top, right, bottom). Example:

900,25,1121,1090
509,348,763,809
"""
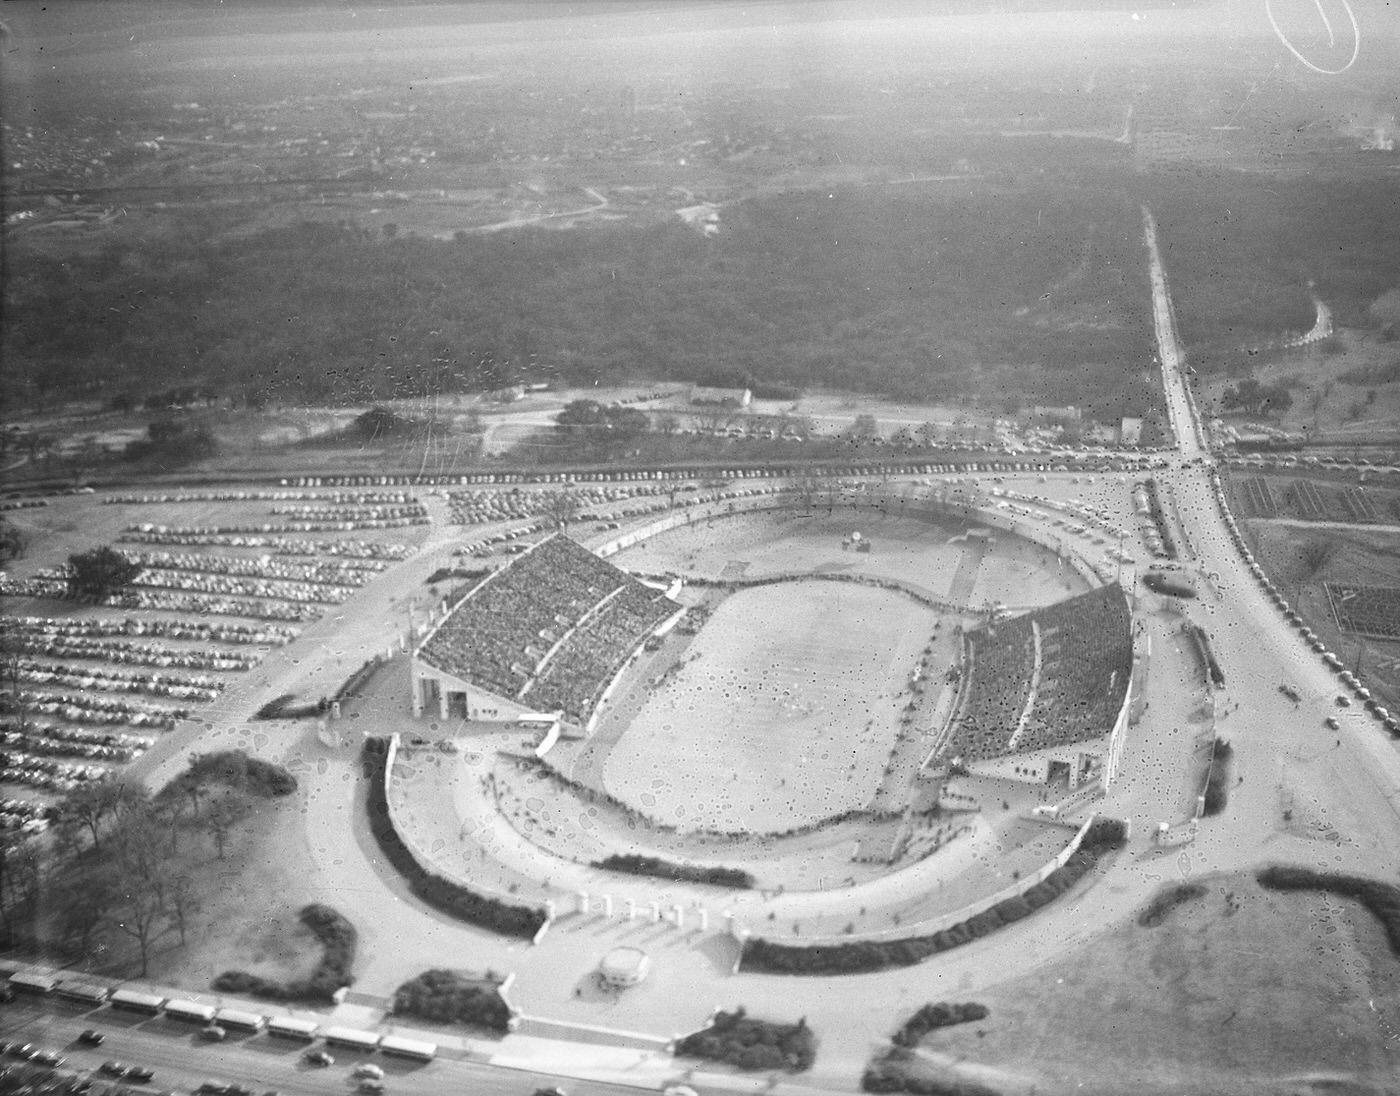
203,794,252,860
107,874,169,978
542,488,580,530
167,875,200,947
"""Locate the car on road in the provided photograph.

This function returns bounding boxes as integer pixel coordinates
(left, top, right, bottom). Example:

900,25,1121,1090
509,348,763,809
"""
77,1031,105,1047
199,1025,227,1041
534,1087,568,1096
1325,716,1341,730
357,1081,384,1094
303,1049,334,1067
352,1065,384,1080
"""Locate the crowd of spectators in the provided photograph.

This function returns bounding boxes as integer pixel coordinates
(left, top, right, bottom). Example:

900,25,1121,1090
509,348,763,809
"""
120,526,412,559
4,613,298,646
943,616,1036,763
13,659,223,702
1016,585,1132,754
940,584,1132,765
526,584,677,722
421,534,678,720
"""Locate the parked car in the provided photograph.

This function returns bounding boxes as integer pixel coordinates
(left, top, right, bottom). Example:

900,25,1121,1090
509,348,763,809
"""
534,1088,568,1096
32,1049,66,1068
78,1031,105,1047
199,1026,227,1042
1325,716,1340,730
352,1065,384,1081
128,1066,155,1083
1336,695,1352,707
303,1050,334,1067
357,1081,384,1095
1278,683,1301,703
100,1062,130,1077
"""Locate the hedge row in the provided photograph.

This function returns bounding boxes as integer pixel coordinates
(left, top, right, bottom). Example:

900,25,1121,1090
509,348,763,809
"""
1256,865,1400,955
1202,739,1233,817
362,738,547,938
862,1058,1002,1096
892,1002,989,1048
161,749,297,801
741,818,1126,975
254,693,328,721
676,1007,817,1072
595,853,754,889
212,903,355,1003
1137,882,1208,928
393,969,512,1032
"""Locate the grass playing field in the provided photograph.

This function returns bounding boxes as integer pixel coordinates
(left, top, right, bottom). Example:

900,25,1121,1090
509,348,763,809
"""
601,579,938,834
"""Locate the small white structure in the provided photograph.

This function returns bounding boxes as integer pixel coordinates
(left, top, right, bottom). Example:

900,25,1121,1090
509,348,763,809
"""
598,946,651,989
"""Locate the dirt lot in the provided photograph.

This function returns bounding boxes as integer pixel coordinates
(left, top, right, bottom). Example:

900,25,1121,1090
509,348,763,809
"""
1232,508,1400,715
874,872,1400,1096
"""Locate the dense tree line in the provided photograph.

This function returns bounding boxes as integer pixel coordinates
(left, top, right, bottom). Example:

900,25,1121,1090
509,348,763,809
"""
676,1007,817,1072
594,853,753,889
392,969,513,1032
1255,865,1400,956
5,185,1160,421
0,749,297,973
1146,171,1400,370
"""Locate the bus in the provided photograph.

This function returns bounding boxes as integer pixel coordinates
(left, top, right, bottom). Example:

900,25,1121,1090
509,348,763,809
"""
379,1035,437,1062
322,1027,380,1052
110,989,167,1014
213,1008,265,1033
266,1016,319,1041
164,1000,217,1025
56,980,111,1006
9,971,59,995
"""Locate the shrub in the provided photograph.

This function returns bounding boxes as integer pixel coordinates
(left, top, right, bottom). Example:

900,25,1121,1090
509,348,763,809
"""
595,853,754,889
892,1002,989,1048
214,903,355,1003
393,969,512,1032
1257,865,1400,956
362,739,547,938
1202,739,1233,817
168,749,297,799
676,1010,816,1072
1137,882,1208,928
741,833,1118,975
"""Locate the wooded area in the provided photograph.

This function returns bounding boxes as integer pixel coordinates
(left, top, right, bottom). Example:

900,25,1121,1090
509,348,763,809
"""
4,183,1160,422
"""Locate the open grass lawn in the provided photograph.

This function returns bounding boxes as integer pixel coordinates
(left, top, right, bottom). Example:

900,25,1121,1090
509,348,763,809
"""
875,873,1400,1096
602,580,936,833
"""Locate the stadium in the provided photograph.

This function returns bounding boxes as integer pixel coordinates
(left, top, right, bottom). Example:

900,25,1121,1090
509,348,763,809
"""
402,486,1138,906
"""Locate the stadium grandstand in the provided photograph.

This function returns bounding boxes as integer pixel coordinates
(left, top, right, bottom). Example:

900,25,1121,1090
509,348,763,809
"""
936,584,1132,787
411,534,681,727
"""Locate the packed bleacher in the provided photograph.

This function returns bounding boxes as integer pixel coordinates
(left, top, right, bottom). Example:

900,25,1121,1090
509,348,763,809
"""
941,615,1036,764
939,584,1132,765
1014,585,1132,754
525,583,677,722
419,533,678,723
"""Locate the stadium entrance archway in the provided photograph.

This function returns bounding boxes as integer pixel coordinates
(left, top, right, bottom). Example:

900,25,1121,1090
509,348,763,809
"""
447,691,469,719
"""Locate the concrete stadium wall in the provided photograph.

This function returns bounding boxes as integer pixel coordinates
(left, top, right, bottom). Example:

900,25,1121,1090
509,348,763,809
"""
595,488,1103,591
734,813,1099,948
383,733,551,920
